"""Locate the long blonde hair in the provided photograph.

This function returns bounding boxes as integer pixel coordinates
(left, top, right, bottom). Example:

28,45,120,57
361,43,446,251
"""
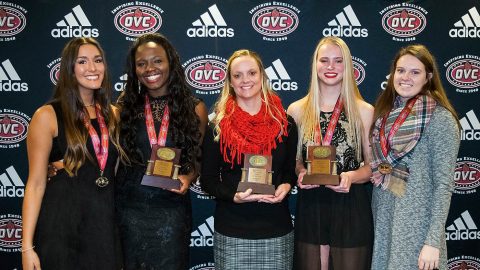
298,36,364,160
211,49,285,140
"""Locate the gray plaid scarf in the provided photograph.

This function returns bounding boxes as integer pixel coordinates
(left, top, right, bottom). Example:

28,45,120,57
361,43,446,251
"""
370,95,437,197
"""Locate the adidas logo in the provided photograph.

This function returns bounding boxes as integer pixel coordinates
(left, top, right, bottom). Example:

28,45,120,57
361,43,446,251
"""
51,5,99,38
460,110,480,140
187,4,234,38
446,210,480,240
190,216,214,247
265,59,298,91
449,6,480,38
114,74,127,92
323,5,368,37
0,166,24,197
0,59,28,92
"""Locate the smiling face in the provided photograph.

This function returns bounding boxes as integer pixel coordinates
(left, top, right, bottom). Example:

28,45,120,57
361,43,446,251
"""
393,54,431,100
135,41,170,96
316,43,345,88
229,55,263,102
74,44,105,93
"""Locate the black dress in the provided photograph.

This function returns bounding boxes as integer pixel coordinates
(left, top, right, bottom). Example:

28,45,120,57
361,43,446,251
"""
294,111,373,270
34,101,121,270
115,95,192,270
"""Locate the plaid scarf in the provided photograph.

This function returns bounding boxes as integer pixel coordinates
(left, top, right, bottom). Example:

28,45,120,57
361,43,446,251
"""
370,95,437,197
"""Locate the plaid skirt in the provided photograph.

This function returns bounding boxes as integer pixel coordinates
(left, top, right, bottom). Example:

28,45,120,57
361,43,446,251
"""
214,231,294,270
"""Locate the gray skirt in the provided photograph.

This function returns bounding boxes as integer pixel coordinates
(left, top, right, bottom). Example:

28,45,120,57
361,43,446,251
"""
214,231,294,270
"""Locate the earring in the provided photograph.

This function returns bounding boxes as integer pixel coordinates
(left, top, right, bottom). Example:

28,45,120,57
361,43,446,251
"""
138,80,142,94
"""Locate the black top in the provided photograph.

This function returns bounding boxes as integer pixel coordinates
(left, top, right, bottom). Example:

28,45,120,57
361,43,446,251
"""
35,101,121,270
201,115,298,239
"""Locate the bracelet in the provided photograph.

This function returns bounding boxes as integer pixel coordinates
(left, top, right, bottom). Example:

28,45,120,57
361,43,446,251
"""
21,246,35,253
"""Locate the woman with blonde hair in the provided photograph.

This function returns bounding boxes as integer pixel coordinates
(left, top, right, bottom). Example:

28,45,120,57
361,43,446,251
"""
22,37,126,270
288,36,373,270
201,49,298,269
370,44,460,270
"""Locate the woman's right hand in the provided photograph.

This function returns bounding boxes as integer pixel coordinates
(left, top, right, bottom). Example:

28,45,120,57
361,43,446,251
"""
297,168,319,189
22,250,41,270
233,189,274,203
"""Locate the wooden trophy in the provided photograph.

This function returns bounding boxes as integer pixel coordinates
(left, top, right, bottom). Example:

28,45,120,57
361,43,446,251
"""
141,145,181,190
302,145,340,185
237,154,275,195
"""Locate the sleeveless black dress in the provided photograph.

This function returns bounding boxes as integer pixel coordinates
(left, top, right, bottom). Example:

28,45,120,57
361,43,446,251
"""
115,95,192,270
34,101,121,270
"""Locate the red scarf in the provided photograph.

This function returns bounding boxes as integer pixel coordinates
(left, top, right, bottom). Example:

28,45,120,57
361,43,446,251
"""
219,94,288,165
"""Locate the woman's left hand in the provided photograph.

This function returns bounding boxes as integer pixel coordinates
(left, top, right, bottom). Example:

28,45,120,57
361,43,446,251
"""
259,183,291,203
418,245,439,270
170,175,192,195
326,171,352,193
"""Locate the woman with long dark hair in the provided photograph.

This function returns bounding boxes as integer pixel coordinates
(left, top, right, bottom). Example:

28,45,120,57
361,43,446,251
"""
115,33,208,269
370,44,460,270
22,37,125,270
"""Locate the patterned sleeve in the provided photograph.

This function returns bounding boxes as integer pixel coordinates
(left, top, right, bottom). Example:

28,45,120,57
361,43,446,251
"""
424,107,460,248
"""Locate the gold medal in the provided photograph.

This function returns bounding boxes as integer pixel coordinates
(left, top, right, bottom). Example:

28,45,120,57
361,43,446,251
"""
378,162,393,175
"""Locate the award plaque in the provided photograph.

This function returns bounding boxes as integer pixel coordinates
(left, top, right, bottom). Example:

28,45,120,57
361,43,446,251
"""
302,145,340,185
141,145,182,190
237,154,275,195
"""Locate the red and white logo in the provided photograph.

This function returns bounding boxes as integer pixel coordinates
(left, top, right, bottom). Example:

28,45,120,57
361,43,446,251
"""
250,2,300,41
0,109,30,148
182,55,227,95
380,3,427,41
0,2,27,41
0,214,22,252
444,55,480,93
47,57,61,85
51,5,99,38
449,6,480,38
352,56,367,85
190,176,215,200
454,157,480,195
112,3,163,41
448,256,480,270
323,5,368,38
187,4,234,38
0,59,28,91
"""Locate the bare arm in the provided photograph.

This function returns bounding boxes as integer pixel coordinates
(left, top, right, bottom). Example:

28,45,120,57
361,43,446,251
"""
22,105,56,270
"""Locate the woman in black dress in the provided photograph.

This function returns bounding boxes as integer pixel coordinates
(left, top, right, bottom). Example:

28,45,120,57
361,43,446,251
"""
22,37,126,270
115,33,208,270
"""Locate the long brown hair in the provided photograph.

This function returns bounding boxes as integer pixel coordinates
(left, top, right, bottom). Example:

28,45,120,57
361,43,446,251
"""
53,37,126,176
371,44,459,135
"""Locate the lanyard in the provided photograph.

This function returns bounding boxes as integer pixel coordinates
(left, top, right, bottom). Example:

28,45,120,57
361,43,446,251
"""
83,105,109,172
379,96,418,157
144,95,170,147
314,97,343,146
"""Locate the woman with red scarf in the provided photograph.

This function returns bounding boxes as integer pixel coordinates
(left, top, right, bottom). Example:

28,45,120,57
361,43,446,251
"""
370,45,460,270
201,49,298,269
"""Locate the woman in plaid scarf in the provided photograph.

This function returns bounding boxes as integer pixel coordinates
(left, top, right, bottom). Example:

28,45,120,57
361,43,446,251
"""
370,44,460,270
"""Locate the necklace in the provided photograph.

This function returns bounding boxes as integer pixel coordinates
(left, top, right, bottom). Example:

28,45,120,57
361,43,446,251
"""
83,101,95,107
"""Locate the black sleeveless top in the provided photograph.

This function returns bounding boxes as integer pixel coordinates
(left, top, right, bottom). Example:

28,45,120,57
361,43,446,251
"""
34,101,121,270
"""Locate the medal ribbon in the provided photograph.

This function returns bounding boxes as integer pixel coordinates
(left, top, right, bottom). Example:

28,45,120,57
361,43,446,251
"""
314,97,343,146
145,95,170,148
379,96,419,157
83,104,109,173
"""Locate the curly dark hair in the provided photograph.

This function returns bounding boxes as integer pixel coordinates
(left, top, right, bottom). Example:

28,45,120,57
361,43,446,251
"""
117,33,201,174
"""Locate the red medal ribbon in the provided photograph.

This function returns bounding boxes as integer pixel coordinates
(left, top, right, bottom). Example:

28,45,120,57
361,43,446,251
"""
379,96,419,157
314,97,343,146
145,95,170,148
83,104,109,173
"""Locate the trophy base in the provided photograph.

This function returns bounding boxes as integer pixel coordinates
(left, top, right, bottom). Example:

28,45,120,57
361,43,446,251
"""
302,174,340,185
237,182,275,195
141,175,181,190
